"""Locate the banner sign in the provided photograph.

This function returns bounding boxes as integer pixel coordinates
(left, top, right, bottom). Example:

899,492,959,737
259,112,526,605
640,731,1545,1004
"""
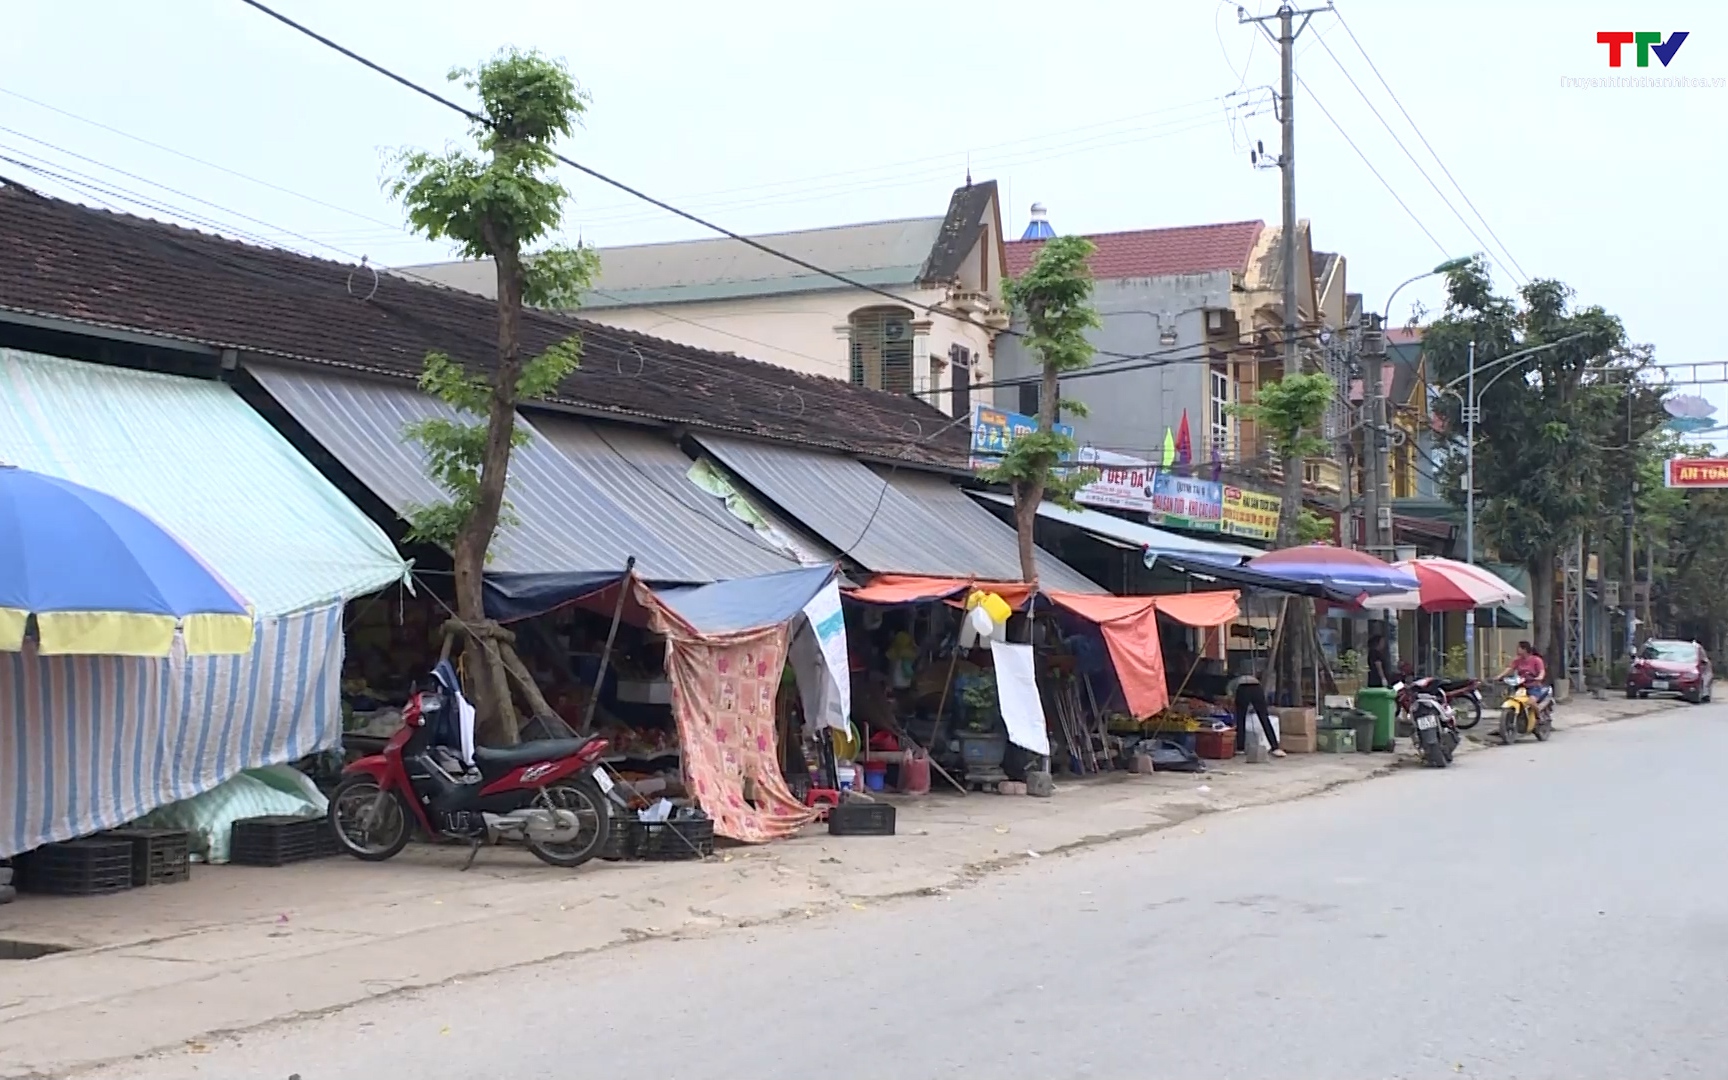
1148,473,1222,532
1666,458,1728,489
1221,485,1280,541
970,404,1073,470
1075,462,1156,514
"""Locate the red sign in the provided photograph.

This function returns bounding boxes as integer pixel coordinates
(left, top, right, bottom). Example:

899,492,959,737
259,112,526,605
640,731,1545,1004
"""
1666,458,1728,489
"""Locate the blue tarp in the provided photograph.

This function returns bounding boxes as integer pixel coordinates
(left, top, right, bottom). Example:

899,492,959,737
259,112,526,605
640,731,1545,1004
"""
655,565,837,635
486,570,626,623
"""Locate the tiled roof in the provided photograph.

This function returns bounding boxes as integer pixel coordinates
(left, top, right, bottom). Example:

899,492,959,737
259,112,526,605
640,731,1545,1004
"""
1005,220,1263,279
0,183,968,468
1387,326,1424,344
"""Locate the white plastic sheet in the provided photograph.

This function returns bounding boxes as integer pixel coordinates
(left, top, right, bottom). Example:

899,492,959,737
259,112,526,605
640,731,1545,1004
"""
990,641,1051,756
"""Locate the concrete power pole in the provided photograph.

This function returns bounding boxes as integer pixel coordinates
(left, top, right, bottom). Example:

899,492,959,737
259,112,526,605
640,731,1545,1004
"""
1242,2,1331,542
1360,315,1389,557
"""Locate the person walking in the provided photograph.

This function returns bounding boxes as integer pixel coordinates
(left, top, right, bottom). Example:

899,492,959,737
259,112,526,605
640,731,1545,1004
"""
1227,665,1285,759
1365,633,1393,688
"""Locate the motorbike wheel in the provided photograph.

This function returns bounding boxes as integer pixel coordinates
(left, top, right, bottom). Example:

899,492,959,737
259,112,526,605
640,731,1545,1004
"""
329,776,413,861
1534,712,1553,741
1498,707,1519,746
1421,736,1449,768
526,775,611,869
1455,695,1482,731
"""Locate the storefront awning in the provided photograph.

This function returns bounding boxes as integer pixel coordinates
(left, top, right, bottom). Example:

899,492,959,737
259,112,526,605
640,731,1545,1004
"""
654,565,837,635
695,434,1098,591
1152,591,1241,627
248,366,802,600
1150,553,1363,605
845,575,1037,609
0,351,405,615
971,491,1259,565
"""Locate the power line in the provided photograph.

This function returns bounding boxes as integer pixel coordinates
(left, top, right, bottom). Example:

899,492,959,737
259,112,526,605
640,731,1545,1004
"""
1331,5,1531,284
231,0,1186,368
1307,32,1525,285
0,84,408,235
1292,72,1449,257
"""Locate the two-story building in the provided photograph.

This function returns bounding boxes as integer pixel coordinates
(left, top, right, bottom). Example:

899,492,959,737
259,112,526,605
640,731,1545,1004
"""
405,180,1010,419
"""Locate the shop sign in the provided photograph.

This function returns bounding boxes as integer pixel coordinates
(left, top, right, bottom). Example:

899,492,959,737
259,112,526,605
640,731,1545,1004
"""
1665,457,1728,489
1147,472,1222,532
1077,468,1223,530
1075,462,1156,514
969,404,1073,470
1220,485,1281,541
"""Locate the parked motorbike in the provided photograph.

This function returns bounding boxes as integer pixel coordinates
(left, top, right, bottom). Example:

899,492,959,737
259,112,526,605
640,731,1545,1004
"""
1498,675,1553,745
329,669,615,869
1396,680,1460,768
1396,675,1484,731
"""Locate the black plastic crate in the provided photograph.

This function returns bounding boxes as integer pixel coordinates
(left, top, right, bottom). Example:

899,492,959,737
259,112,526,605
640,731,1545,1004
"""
827,800,896,837
629,817,714,861
598,820,632,861
19,837,135,895
230,815,339,867
106,828,191,886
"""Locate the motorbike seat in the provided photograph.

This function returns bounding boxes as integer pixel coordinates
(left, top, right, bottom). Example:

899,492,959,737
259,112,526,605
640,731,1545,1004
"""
472,737,594,768
1437,678,1474,692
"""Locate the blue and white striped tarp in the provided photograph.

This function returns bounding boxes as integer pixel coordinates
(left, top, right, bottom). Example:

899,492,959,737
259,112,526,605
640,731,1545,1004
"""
0,603,344,858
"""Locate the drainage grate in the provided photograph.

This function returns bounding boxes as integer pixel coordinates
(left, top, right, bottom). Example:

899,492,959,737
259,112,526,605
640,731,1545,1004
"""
0,938,71,960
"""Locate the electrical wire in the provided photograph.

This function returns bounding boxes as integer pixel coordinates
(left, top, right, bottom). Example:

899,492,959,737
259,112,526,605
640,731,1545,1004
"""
1308,33,1525,285
1330,5,1531,284
231,0,1207,368
1292,72,1449,257
0,84,407,234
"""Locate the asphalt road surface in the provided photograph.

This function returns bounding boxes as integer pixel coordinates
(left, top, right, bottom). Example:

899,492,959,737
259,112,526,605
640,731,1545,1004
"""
87,707,1725,1080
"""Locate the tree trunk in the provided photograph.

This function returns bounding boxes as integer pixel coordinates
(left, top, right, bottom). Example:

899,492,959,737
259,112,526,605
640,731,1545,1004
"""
1011,356,1062,583
1528,545,1556,662
449,234,529,744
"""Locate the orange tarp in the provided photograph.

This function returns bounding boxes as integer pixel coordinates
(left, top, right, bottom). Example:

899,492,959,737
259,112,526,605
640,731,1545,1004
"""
1152,591,1241,628
844,575,1036,609
1044,591,1167,718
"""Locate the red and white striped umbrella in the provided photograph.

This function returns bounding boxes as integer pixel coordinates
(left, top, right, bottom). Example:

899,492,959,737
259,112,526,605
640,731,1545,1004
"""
1379,557,1525,613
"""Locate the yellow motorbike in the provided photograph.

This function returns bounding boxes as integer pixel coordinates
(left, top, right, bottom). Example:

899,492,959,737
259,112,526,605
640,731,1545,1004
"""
1498,675,1553,744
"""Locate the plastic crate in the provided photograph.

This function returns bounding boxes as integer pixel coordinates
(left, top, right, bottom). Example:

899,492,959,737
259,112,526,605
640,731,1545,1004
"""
19,838,135,896
827,800,896,837
106,828,191,886
1317,727,1357,753
1196,728,1237,760
629,817,714,860
230,815,339,867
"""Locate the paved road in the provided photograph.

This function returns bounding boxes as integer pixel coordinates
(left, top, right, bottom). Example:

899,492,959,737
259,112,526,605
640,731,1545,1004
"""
86,708,1725,1080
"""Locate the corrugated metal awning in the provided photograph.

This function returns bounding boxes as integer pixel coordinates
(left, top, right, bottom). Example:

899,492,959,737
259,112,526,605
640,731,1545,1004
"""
696,434,1099,590
885,472,1101,593
249,364,797,584
970,491,1260,565
0,350,405,615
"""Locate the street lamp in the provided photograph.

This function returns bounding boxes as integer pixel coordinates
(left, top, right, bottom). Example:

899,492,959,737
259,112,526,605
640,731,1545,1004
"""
1438,330,1593,676
1365,258,1470,673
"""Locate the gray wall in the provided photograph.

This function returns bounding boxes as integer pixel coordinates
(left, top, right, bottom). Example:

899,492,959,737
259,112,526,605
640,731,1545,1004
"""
993,271,1235,461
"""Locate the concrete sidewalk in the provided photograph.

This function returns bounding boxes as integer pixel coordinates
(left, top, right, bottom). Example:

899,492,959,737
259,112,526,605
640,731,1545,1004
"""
0,694,1678,1079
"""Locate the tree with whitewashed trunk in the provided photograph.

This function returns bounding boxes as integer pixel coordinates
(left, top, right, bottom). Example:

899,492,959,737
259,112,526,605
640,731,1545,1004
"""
388,49,598,743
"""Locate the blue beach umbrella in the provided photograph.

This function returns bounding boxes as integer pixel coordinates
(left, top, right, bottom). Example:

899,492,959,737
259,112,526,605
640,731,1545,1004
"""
0,465,253,657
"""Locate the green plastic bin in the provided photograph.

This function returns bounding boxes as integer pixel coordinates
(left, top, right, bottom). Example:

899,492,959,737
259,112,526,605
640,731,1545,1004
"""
1355,687,1397,751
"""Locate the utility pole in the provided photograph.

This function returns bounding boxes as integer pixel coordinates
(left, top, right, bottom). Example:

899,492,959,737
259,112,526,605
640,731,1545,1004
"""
1464,340,1477,676
1242,2,1332,541
1360,315,1389,557
1623,387,1637,655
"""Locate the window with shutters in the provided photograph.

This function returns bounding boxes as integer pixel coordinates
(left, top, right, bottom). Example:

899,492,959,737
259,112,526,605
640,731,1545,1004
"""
847,306,915,396
949,344,972,418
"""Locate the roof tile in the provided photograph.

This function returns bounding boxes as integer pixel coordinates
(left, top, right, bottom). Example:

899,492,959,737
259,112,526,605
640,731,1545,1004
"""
0,183,969,468
1005,220,1264,279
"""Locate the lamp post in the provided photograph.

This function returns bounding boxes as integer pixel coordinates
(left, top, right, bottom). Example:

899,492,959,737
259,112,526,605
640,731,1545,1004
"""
1367,258,1470,672
1438,331,1593,676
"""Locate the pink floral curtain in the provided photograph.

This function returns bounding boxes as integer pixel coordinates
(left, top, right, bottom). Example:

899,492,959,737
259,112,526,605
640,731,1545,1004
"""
656,620,816,842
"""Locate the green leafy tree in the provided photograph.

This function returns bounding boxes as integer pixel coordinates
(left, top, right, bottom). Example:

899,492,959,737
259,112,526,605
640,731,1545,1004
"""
1229,371,1334,545
1421,259,1661,660
983,236,1101,581
388,49,598,741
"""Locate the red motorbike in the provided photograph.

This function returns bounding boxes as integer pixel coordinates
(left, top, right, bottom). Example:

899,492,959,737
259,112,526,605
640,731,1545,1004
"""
1396,674,1484,731
329,667,614,868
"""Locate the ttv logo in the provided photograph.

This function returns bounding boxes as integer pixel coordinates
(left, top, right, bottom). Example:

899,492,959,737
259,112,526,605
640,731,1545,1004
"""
1597,31,1689,67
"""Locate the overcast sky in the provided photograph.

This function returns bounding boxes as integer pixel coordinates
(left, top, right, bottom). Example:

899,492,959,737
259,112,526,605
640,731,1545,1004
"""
2,1,1723,409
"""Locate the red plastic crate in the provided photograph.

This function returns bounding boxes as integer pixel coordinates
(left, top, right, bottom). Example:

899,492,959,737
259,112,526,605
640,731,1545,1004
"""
1196,728,1236,760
